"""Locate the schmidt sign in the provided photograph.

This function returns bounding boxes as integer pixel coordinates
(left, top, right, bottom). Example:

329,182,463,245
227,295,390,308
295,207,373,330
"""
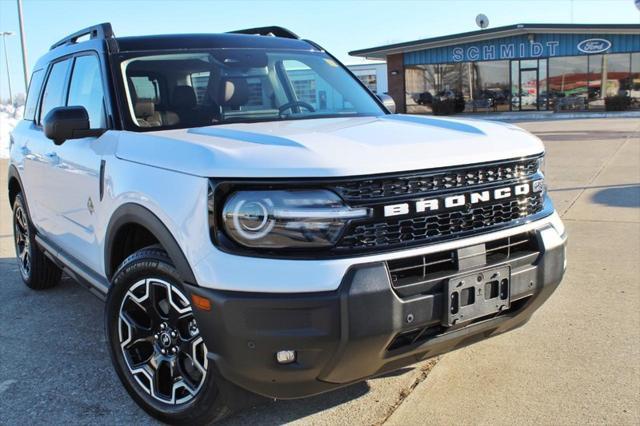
449,36,612,63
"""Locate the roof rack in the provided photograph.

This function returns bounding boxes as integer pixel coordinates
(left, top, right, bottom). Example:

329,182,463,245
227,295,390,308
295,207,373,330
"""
228,26,299,40
50,22,114,50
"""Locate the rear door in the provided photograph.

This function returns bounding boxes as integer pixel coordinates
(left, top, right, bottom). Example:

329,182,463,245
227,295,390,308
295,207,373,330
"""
21,58,72,234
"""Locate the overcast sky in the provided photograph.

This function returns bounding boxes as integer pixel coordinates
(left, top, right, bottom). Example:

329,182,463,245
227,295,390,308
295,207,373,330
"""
1,0,639,97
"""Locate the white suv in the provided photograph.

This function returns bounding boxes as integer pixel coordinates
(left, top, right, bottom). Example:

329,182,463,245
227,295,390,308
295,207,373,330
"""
8,23,567,424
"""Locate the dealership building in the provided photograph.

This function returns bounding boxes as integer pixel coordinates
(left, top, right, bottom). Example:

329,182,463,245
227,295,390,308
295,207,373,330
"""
350,24,640,113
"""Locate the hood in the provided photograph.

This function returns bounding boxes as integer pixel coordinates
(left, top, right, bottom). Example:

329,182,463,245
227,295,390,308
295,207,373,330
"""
115,115,544,178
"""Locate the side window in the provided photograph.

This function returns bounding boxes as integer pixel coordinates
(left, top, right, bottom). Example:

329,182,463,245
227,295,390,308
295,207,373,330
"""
39,58,72,124
68,55,106,128
23,69,45,121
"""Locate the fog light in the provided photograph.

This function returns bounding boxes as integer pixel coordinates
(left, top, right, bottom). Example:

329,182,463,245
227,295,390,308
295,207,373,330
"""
276,350,296,364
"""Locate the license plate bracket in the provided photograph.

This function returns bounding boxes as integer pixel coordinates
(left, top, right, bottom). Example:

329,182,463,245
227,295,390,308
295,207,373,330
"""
444,266,510,326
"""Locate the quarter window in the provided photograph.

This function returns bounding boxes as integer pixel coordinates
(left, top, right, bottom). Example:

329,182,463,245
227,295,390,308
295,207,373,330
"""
39,59,72,124
68,55,106,128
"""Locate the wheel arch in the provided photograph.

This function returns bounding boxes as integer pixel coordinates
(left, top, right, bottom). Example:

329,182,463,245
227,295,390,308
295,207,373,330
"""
8,164,26,210
105,203,198,285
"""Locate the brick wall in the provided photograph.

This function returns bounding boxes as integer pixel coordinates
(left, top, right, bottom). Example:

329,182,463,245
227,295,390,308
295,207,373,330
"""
386,53,406,113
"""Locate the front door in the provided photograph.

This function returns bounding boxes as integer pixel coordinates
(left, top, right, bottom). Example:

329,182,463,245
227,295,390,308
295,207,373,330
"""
45,53,108,272
511,59,548,112
519,69,538,111
25,52,108,273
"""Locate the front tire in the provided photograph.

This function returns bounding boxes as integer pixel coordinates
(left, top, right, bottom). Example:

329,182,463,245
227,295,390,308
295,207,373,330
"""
105,247,231,425
12,193,62,289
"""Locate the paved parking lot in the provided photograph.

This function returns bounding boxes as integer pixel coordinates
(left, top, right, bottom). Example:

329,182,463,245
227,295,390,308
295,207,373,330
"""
0,118,638,425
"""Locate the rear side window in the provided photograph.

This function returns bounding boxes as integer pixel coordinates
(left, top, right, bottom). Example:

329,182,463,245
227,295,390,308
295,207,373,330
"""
68,55,106,128
39,59,72,123
130,76,160,103
23,69,45,121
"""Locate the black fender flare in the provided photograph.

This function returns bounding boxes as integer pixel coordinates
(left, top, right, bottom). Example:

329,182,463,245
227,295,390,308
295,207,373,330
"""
7,164,29,212
104,203,198,285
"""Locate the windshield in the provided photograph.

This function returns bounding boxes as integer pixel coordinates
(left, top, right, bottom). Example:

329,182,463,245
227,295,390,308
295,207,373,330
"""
119,49,385,130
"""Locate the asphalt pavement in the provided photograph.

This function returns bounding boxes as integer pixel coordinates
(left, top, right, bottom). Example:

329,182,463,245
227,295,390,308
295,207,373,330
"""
0,118,638,425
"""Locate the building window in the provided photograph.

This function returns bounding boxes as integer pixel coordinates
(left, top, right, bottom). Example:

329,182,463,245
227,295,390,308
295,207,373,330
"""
292,79,317,104
405,64,438,112
357,74,377,93
539,59,548,111
472,60,510,112
631,53,640,107
405,61,509,113
605,53,632,97
549,56,588,111
247,80,264,106
586,53,632,110
510,61,519,111
189,72,210,104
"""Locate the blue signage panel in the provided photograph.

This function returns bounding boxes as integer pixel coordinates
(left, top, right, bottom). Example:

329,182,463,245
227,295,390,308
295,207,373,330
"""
404,33,640,65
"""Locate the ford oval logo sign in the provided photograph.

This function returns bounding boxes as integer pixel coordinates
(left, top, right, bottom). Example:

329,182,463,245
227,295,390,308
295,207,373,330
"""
577,38,612,54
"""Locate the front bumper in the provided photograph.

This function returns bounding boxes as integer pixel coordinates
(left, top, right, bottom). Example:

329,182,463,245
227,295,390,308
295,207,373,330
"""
185,222,567,399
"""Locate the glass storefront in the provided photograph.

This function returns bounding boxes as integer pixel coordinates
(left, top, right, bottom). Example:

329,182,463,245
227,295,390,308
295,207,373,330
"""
548,56,588,110
473,61,510,111
632,53,640,105
406,52,640,113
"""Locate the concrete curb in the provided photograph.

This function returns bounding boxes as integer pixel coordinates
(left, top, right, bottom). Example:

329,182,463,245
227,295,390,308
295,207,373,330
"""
458,110,640,122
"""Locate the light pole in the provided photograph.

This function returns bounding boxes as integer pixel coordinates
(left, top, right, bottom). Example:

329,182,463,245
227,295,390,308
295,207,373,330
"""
16,0,29,91
1,31,14,105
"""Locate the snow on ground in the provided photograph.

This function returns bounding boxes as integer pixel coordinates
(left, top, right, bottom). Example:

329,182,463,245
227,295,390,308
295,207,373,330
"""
0,104,23,159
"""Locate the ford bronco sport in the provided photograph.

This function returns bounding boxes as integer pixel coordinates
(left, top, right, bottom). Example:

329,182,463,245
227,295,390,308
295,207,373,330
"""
8,23,567,424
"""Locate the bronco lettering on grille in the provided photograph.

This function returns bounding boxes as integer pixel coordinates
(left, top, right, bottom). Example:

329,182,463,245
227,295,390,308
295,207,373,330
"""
383,180,543,218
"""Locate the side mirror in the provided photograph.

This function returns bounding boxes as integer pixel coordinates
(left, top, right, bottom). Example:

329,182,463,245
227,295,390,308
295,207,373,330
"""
376,93,396,114
43,106,105,145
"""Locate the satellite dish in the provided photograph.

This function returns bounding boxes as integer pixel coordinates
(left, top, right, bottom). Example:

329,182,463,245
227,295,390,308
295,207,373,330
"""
476,14,489,29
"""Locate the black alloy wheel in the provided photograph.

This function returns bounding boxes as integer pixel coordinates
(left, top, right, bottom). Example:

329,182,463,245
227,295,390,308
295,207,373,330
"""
117,277,208,404
12,192,61,289
106,247,233,424
13,201,32,281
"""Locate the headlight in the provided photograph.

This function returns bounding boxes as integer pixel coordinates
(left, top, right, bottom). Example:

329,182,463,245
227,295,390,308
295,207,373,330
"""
222,189,369,249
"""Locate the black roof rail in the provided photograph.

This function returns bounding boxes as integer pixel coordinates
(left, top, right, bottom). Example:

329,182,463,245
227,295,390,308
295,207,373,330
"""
228,26,299,40
50,22,114,50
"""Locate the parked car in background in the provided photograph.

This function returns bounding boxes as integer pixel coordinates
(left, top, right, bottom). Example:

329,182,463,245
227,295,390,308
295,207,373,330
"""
415,91,434,105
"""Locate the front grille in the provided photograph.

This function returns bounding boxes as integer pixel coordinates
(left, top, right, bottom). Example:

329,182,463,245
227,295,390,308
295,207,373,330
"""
334,157,540,202
211,155,547,258
336,192,544,251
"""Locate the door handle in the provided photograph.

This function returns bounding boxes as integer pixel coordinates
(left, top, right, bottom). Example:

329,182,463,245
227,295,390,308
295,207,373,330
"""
21,146,31,157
